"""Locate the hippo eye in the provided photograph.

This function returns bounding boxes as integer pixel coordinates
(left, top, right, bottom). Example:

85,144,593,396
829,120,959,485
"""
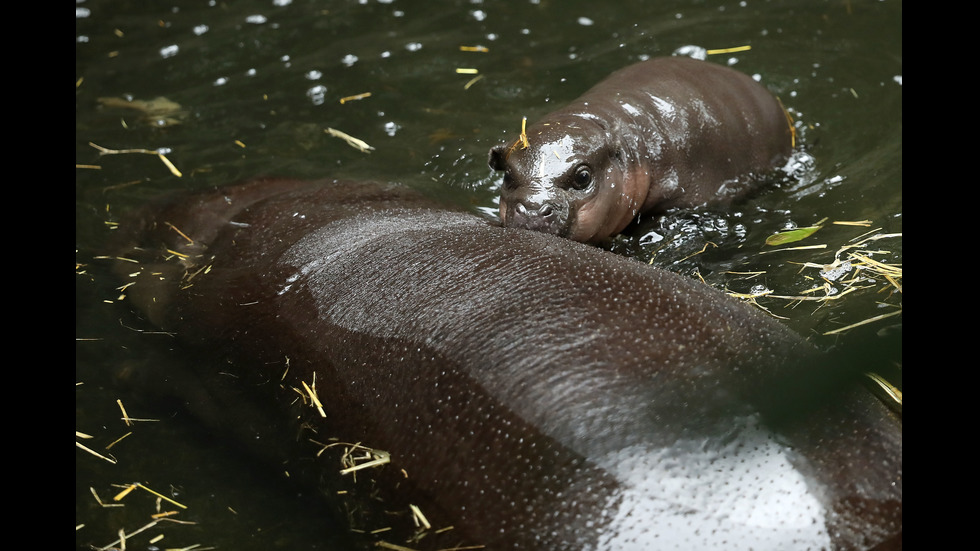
570,165,593,190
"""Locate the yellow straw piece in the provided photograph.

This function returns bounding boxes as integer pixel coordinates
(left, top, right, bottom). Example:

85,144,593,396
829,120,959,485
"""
706,45,752,55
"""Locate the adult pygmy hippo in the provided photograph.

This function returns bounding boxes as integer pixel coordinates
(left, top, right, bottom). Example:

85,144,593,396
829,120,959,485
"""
490,56,792,243
113,178,900,550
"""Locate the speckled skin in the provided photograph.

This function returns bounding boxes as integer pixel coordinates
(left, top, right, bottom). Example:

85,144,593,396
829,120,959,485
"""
116,178,900,550
490,56,792,243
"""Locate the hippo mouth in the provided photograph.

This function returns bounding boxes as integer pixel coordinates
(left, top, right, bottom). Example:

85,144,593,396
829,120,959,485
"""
501,198,573,237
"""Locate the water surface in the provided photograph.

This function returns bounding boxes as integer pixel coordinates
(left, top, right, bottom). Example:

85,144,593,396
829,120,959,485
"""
76,1,901,549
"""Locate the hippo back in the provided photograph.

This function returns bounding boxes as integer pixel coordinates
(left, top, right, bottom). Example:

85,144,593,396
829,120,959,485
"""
114,178,901,550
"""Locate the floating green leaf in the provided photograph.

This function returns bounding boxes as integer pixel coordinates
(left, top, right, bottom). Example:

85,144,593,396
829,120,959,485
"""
765,224,822,246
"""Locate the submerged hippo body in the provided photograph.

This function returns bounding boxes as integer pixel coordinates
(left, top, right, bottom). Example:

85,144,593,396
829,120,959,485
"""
490,56,792,243
114,178,900,550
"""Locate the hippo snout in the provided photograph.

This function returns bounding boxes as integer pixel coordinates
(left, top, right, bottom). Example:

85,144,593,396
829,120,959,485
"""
516,201,554,219
504,199,567,235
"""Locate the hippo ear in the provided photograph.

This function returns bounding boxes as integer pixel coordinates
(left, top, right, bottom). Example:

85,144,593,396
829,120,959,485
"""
488,144,508,171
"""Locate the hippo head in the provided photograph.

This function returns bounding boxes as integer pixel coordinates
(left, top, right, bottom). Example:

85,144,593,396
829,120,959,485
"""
489,116,648,243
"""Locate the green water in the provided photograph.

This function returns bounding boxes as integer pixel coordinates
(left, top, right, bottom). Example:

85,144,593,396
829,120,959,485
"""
76,1,901,549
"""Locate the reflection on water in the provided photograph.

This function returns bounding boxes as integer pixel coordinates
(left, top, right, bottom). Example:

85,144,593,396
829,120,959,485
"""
76,1,900,549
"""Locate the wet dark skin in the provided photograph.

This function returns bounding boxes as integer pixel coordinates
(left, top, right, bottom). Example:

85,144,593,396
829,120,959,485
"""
112,178,900,550
490,56,792,243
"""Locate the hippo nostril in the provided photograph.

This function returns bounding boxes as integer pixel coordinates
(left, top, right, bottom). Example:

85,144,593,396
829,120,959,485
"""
515,202,555,218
